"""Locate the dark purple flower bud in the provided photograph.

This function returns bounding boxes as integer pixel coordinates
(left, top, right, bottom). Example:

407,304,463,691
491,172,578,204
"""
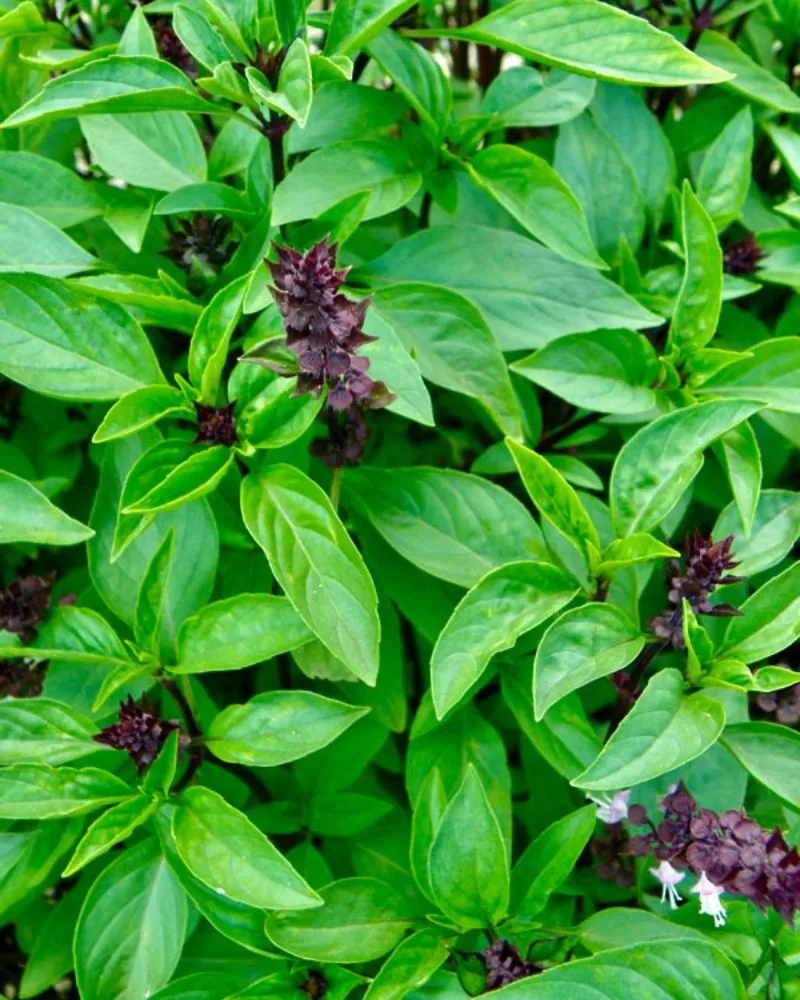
166,214,234,274
723,233,766,276
300,970,328,1000
628,804,649,827
152,17,196,77
94,696,180,775
0,573,55,643
0,658,46,698
479,940,541,991
193,401,238,447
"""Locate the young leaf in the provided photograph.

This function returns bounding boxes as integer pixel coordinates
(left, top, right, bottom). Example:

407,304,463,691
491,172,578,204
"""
717,560,800,663
63,794,160,876
134,529,176,655
0,764,131,819
0,699,103,766
596,534,679,577
363,930,450,1000
188,274,248,403
716,421,761,537
410,768,448,902
122,446,234,515
696,106,753,232
368,29,451,139
93,386,194,444
325,0,418,55
572,669,725,791
428,765,510,929
0,470,94,546
247,38,312,127
698,337,800,412
241,465,380,684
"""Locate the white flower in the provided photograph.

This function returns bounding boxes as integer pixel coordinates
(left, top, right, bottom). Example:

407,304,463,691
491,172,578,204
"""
650,860,685,909
587,790,631,824
691,871,727,928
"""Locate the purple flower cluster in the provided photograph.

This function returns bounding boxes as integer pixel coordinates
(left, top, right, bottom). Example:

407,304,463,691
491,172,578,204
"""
0,572,54,643
723,232,766,276
94,696,180,775
479,940,541,991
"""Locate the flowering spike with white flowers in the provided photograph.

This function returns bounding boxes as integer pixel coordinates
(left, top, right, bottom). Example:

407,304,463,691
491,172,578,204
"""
650,860,685,910
588,790,631,825
691,872,728,927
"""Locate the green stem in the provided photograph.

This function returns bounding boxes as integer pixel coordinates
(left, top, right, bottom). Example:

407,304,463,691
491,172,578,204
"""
330,466,342,512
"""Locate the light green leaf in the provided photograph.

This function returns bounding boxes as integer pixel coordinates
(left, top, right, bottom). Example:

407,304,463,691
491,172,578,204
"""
235,369,326,447
713,489,800,576
0,470,94,546
0,764,131,819
716,421,761,537
432,561,579,720
0,699,102,765
697,106,753,232
368,29,450,138
697,31,800,113
241,465,380,684
0,203,96,278
63,795,160,876
596,534,679,577
173,3,234,71
189,273,248,403
247,38,312,127
722,722,800,809
155,182,254,218
534,604,644,719
572,669,725,791
363,930,450,1000
698,337,800,413
482,66,595,129
122,446,233,515
717,560,800,663
360,310,434,428
325,0,417,56
0,151,103,228
93,386,194,444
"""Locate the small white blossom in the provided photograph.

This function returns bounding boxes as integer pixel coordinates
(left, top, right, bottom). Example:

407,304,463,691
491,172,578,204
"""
691,871,727,928
650,860,685,909
587,790,631,824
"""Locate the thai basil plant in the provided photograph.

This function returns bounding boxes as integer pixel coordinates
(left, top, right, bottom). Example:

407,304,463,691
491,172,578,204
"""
2,0,800,996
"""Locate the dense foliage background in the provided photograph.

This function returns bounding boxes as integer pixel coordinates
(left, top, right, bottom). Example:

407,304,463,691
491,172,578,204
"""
1,0,800,996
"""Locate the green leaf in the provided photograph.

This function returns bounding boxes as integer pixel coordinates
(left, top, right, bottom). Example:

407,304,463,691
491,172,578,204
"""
134,529,176,655
534,605,645,719
449,0,730,85
325,0,417,55
207,691,369,766
94,386,194,444
432,561,579,720
0,274,164,400
360,311,434,428
18,878,90,999
289,81,408,154
63,794,160,876
265,877,414,963
482,66,595,129
429,765,509,929
122,445,233,515
155,182,254,218
363,929,450,1000
189,274,248,403
0,151,103,228
596,534,679,577
714,489,800,576
610,400,762,536
172,593,312,673
0,470,94,546
235,371,325,448
0,203,97,278
572,669,725,791
698,337,800,412
507,439,600,573
142,729,180,796
247,38,312,127
410,768,447,902
717,560,800,663
666,183,723,357
716,421,761,537
173,786,322,910
722,722,800,809
0,820,83,927
370,283,522,438
272,138,423,226
344,466,547,588
356,225,659,351
275,0,305,44
0,699,102,766
468,143,604,269
75,838,187,1000
696,106,753,232
0,764,131,819
697,31,800,113
510,805,596,917
173,3,234,71
242,465,380,683
2,55,216,128
511,329,658,416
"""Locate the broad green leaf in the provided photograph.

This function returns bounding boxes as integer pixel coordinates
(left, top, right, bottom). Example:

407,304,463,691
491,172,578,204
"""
534,604,644,719
722,722,800,809
266,877,414,963
235,371,325,448
0,470,94,545
356,225,659,351
469,144,604,269
0,699,102,765
0,764,131,819
288,81,408,154
18,877,91,999
173,786,321,910
344,466,547,588
241,465,380,683
717,560,800,663
172,593,313,673
325,0,417,55
696,106,753,232
363,929,450,1000
0,274,164,400
189,274,248,403
173,3,234,71
122,446,233,514
610,400,761,536
75,838,187,1000
0,203,97,278
429,765,509,929
247,38,312,127
597,534,679,577
81,111,207,192
716,421,761,537
554,112,644,259
63,795,160,876
713,489,800,576
272,138,423,226
449,0,730,85
666,183,723,357
371,284,522,438
482,66,595,129
579,908,707,952
699,337,800,412
507,439,600,572
360,310,434,427
155,182,254,218
0,151,103,227
697,31,800,113
368,29,450,138
432,561,579,720
572,669,725,791
510,805,596,917
511,329,658,416
489,940,744,998
93,386,194,444
2,55,216,128
207,691,369,766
